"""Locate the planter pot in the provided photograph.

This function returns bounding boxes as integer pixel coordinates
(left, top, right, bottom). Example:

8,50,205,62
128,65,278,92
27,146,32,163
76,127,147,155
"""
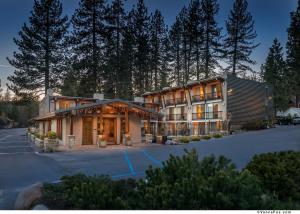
156,135,163,144
67,135,76,149
44,138,59,152
31,134,35,142
123,134,132,146
35,138,44,148
145,134,153,144
99,140,107,148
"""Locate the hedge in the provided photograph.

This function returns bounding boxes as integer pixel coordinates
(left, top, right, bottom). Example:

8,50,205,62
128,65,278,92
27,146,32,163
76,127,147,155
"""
42,150,300,210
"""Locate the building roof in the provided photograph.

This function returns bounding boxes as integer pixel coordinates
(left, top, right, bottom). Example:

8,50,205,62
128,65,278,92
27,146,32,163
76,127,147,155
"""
50,95,97,101
142,75,225,97
34,99,160,121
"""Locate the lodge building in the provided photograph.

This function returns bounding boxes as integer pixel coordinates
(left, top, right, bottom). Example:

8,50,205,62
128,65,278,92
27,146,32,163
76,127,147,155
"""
34,74,273,148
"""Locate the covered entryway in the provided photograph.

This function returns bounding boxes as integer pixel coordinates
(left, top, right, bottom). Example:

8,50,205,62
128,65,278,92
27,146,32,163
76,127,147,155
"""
82,117,93,145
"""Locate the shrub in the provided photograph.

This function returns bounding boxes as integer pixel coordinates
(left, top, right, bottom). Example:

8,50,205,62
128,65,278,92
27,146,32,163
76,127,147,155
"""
179,136,190,144
245,151,300,202
43,174,140,209
47,131,57,139
202,135,211,140
242,120,266,131
190,136,201,141
212,133,223,138
42,150,299,210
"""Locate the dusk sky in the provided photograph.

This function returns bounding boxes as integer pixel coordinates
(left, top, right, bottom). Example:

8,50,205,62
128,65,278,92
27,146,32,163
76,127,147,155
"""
0,0,298,89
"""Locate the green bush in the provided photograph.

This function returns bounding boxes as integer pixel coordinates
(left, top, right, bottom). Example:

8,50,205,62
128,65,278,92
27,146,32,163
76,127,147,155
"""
242,120,267,131
43,174,140,209
47,131,57,139
42,150,299,210
179,136,190,144
202,135,211,140
212,133,223,138
190,136,201,141
245,151,300,202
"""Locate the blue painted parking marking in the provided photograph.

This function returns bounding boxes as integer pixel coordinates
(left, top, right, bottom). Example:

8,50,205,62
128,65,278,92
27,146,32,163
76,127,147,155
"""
142,149,162,166
124,150,136,176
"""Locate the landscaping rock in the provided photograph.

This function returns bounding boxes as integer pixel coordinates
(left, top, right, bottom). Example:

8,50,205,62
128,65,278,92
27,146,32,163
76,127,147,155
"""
32,204,48,210
14,182,43,210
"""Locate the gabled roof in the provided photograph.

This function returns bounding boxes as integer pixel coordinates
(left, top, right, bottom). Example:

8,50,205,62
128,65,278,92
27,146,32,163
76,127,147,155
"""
34,99,161,121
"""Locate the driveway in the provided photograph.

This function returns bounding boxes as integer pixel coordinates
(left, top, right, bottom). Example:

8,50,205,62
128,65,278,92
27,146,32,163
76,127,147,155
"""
0,126,299,209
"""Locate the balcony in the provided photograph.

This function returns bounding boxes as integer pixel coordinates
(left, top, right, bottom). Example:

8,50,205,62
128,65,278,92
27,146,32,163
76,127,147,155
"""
192,94,205,102
166,113,187,121
206,93,222,101
192,111,223,120
165,98,176,106
175,97,186,105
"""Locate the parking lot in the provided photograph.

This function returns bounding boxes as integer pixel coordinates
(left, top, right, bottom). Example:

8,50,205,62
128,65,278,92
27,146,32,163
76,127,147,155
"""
0,126,299,209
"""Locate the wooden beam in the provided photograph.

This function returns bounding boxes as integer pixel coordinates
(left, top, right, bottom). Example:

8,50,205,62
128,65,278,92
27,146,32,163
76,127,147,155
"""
125,110,129,134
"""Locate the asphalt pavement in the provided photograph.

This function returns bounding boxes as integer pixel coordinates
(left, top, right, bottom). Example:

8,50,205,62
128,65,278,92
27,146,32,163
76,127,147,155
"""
0,126,299,209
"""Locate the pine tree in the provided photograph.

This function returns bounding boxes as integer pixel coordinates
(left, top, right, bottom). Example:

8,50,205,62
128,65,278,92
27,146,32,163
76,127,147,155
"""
103,0,126,98
118,11,135,100
131,0,151,95
201,0,223,78
169,17,183,86
7,0,68,98
262,39,290,112
224,0,259,76
286,0,300,107
149,10,168,91
189,0,203,80
69,0,107,97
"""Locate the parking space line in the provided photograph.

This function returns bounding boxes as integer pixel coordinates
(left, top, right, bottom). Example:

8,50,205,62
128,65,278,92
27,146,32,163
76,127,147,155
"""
142,149,162,166
124,150,136,176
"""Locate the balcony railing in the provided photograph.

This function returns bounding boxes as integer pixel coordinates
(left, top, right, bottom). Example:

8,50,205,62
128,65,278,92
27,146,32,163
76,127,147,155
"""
206,93,222,101
165,98,176,106
192,93,222,102
192,94,205,102
166,113,187,121
175,98,186,105
192,111,223,120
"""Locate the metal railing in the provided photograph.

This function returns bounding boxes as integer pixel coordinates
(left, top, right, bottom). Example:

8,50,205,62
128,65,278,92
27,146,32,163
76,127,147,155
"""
166,113,187,121
206,93,222,101
192,93,222,102
175,98,187,105
165,99,176,106
192,94,205,102
192,111,223,120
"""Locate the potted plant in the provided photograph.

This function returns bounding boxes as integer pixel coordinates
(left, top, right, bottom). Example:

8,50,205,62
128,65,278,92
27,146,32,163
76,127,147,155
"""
97,135,106,148
34,133,44,148
124,134,132,146
44,131,58,152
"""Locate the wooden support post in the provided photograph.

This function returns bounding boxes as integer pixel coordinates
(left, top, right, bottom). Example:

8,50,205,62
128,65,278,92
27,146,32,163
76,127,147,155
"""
70,116,73,135
125,110,129,134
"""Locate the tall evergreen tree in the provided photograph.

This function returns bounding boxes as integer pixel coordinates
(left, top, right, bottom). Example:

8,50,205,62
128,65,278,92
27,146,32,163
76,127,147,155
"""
69,0,107,97
103,0,126,98
262,39,290,112
7,0,68,98
201,0,223,78
149,10,168,91
189,0,203,80
286,0,300,107
118,11,135,99
169,17,183,86
131,0,151,95
223,0,259,76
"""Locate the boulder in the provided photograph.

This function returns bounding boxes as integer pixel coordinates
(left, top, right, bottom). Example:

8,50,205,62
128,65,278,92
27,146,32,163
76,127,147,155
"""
14,182,43,210
32,204,48,210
